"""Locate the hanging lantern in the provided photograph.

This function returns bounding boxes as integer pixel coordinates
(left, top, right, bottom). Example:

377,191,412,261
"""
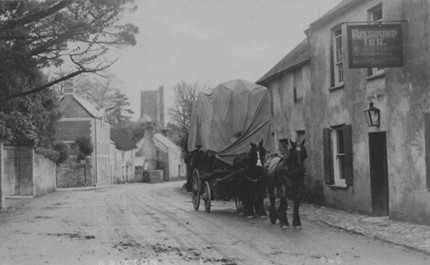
363,102,380,127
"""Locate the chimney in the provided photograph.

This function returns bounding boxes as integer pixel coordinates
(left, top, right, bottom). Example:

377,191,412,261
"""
63,79,74,95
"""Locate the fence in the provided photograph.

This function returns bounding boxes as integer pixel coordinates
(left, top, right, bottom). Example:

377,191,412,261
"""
56,157,93,188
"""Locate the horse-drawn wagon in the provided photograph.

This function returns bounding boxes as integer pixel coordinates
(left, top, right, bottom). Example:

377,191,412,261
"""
187,79,273,215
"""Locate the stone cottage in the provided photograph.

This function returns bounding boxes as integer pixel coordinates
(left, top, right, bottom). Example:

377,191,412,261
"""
258,0,430,225
135,126,186,182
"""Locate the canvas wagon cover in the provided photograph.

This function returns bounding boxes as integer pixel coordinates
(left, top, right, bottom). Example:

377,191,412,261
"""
188,79,273,166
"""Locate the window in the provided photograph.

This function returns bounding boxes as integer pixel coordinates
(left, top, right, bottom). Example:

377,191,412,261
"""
293,68,304,102
332,128,346,185
323,125,353,186
367,4,384,76
331,26,344,87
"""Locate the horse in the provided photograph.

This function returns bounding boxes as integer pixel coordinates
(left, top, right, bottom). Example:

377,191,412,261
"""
233,140,267,218
264,139,307,229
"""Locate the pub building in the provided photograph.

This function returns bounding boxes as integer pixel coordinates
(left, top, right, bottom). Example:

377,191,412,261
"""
257,0,430,225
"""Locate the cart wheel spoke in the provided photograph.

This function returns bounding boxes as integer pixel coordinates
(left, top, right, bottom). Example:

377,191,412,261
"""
235,196,243,214
203,181,211,213
192,169,200,211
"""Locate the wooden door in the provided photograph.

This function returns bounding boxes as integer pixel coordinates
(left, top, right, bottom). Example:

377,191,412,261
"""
369,132,389,216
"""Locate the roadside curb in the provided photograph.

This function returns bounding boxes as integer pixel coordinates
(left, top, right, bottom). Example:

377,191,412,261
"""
318,219,430,256
5,195,35,199
56,184,117,192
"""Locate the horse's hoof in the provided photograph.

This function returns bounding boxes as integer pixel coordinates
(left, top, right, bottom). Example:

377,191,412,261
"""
269,213,277,224
247,215,255,219
260,215,268,220
281,225,290,229
293,226,303,230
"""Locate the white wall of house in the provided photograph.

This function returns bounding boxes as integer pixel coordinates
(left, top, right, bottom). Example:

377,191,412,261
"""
92,118,111,185
167,146,186,179
114,149,135,183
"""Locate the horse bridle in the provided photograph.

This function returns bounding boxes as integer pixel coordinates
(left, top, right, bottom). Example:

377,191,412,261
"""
244,148,265,182
282,147,305,177
256,150,263,167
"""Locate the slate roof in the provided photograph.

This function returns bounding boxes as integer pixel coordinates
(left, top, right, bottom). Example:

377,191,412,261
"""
256,39,310,86
59,94,103,118
135,133,180,152
110,127,137,151
73,95,103,118
154,133,180,150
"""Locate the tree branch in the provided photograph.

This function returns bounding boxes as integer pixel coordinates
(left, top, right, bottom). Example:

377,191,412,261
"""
0,70,85,102
0,0,74,33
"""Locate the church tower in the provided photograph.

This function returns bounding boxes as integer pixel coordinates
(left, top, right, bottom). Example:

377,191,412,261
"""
140,86,165,129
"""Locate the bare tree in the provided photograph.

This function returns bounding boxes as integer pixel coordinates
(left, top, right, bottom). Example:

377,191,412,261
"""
169,81,202,128
168,81,208,191
70,73,134,128
72,73,116,108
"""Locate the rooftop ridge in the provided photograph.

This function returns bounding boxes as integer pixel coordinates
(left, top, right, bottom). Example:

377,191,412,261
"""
141,90,159,94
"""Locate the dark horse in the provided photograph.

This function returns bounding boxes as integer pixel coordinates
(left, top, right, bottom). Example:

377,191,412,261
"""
233,140,267,218
264,139,307,228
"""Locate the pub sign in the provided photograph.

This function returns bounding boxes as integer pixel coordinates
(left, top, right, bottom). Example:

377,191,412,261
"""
347,24,403,68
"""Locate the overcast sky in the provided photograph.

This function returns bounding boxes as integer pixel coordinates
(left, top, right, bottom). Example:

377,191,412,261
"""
109,0,342,121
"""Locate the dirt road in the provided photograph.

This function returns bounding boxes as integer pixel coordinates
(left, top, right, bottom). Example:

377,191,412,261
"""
0,181,429,265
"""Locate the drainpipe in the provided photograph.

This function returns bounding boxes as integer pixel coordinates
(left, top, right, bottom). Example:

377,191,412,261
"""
94,118,98,185
31,148,35,197
0,142,5,210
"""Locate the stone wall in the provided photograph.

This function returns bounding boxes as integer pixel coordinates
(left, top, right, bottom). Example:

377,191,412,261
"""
134,166,144,182
33,153,57,196
142,170,164,183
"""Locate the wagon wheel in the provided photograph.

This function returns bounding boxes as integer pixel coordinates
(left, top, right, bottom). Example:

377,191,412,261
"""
202,181,212,213
234,196,243,214
192,169,201,211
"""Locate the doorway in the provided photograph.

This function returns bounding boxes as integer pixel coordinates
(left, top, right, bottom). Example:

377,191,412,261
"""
369,132,389,216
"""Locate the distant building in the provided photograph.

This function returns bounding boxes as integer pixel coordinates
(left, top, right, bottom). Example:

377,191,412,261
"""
135,131,186,181
257,38,310,153
153,133,186,180
55,84,112,186
140,86,165,129
110,127,137,183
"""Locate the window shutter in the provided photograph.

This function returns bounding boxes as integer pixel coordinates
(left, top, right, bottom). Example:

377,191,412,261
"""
323,128,334,184
425,113,430,189
344,124,353,186
330,40,335,87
